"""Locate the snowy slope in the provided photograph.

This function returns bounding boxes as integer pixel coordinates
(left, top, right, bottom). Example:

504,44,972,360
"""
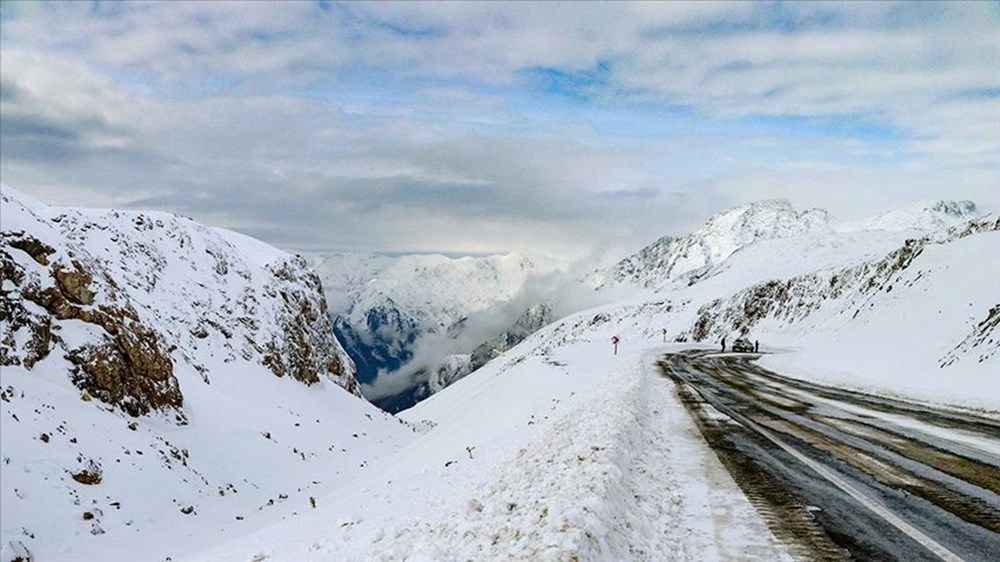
838,200,979,233
589,200,830,290
0,185,415,561
181,316,794,562
661,214,1000,408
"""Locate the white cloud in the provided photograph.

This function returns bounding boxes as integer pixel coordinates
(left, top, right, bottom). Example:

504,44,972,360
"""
1,2,997,258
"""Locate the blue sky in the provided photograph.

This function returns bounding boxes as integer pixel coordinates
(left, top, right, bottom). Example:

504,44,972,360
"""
1,1,997,260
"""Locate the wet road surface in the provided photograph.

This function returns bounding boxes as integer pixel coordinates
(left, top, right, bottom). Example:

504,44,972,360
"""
659,350,1000,561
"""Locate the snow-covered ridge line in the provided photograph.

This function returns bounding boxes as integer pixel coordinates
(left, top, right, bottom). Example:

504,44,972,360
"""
838,199,979,233
589,199,831,290
592,198,983,292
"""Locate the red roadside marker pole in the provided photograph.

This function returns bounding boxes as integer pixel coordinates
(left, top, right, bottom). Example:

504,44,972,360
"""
611,336,620,355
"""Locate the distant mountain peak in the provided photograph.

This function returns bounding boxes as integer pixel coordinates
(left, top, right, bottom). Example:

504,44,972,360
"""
590,199,830,290
840,199,979,233
927,199,977,216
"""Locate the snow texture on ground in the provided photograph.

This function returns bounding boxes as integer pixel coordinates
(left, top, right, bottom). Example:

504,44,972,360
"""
183,319,792,561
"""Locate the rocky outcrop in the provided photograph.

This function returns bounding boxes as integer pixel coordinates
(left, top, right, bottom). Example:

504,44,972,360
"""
1,185,362,420
940,304,1000,367
1,229,182,417
260,257,359,394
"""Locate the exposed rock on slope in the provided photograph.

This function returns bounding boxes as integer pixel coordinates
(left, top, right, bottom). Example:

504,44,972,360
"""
1,185,401,562
941,304,1000,367
0,184,360,417
683,214,1000,346
2,204,182,417
259,257,356,391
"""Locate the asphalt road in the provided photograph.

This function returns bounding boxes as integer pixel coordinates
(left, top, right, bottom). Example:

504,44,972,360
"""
659,350,1000,562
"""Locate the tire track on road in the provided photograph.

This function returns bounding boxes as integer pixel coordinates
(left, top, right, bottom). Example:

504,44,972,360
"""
660,351,1000,561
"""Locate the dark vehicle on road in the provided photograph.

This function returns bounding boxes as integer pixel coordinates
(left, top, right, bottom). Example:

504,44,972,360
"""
732,338,754,352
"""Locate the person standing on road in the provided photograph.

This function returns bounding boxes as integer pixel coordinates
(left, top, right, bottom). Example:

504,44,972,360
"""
721,336,726,352
755,340,759,353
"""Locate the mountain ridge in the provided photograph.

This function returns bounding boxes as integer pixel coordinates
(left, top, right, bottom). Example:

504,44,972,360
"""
588,199,831,290
590,197,982,292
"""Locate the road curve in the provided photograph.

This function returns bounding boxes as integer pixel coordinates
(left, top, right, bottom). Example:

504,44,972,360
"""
659,350,1000,562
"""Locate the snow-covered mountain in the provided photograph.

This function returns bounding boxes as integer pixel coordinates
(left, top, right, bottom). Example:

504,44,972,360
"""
311,251,547,331
177,203,999,562
589,200,999,405
839,199,979,233
588,200,831,290
306,251,557,410
1,185,358,399
580,197,996,393
590,198,984,293
676,215,999,366
0,185,414,561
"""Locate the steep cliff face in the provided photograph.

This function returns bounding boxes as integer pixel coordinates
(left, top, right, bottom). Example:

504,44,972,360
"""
258,256,358,394
0,184,360,414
